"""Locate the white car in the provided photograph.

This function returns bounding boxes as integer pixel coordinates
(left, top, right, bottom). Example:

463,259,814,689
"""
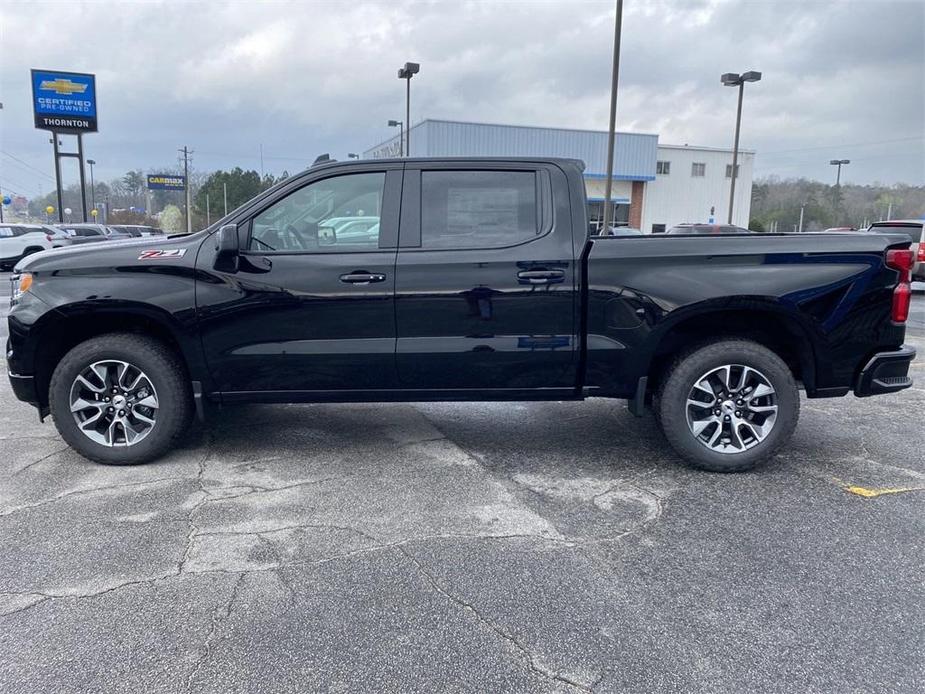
0,223,59,270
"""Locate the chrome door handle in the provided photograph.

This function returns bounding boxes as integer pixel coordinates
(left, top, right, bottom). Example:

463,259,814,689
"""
517,269,565,284
340,272,386,284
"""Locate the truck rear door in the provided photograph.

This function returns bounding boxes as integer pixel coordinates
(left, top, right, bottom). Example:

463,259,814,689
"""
394,162,578,393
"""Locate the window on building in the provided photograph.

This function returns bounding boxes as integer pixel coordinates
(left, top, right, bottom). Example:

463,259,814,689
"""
421,170,538,249
725,164,740,178
656,161,671,175
691,162,706,177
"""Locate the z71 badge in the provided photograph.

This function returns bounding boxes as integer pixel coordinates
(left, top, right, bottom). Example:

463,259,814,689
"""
138,249,187,260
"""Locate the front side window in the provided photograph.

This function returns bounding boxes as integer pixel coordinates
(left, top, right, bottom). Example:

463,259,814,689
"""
421,170,538,249
249,172,385,252
692,162,706,177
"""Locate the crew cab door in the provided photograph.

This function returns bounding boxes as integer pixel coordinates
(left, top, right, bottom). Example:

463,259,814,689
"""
196,165,402,395
394,163,578,392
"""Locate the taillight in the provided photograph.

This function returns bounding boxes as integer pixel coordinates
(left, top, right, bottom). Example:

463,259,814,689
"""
886,248,913,323
917,244,925,263
45,234,54,242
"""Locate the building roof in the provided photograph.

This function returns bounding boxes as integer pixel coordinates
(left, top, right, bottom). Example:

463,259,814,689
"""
364,119,659,180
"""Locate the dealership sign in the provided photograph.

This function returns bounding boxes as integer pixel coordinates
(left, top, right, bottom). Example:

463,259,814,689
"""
147,174,186,191
31,69,97,133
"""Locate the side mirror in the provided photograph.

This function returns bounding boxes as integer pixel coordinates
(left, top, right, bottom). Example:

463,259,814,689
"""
214,224,239,272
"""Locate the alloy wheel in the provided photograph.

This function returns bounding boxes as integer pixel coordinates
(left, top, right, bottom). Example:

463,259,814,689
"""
68,360,159,447
685,364,778,454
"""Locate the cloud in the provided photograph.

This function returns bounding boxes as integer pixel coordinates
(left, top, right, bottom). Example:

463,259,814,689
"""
0,0,922,197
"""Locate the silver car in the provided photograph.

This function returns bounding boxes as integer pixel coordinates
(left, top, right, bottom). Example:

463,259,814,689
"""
866,220,924,281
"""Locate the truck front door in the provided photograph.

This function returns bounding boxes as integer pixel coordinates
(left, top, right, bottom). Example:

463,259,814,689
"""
196,166,402,395
394,163,578,393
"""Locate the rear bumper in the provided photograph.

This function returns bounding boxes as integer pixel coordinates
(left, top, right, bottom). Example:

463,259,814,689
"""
854,345,916,397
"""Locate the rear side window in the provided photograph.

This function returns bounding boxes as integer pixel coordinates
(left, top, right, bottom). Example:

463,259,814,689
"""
421,170,538,249
0,226,13,237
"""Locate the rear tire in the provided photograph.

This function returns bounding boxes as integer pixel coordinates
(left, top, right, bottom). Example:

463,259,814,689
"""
656,339,799,472
49,333,193,465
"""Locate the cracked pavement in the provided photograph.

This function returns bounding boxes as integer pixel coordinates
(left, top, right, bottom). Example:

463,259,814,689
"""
1,282,923,693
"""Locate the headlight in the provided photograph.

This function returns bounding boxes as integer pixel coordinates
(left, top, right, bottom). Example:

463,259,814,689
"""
11,273,33,304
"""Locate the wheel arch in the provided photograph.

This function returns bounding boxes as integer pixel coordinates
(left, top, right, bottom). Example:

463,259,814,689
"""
30,302,203,408
644,301,819,398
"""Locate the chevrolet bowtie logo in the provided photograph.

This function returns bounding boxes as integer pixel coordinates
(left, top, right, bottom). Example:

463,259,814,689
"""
39,78,88,95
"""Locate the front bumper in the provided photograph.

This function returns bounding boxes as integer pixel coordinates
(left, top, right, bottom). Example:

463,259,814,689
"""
8,371,39,406
854,345,916,397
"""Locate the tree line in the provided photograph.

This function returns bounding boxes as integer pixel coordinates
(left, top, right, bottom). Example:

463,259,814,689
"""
749,177,924,232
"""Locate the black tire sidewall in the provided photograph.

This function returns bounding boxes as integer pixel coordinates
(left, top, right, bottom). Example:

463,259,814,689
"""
49,335,190,465
658,340,799,472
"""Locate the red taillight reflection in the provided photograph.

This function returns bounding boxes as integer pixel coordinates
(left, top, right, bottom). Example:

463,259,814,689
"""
45,234,53,242
886,249,913,323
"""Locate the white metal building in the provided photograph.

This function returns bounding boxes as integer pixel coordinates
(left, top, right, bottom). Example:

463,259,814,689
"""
364,119,755,233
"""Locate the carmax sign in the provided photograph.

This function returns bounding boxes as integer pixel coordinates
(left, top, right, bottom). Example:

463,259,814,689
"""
31,69,98,133
146,174,186,191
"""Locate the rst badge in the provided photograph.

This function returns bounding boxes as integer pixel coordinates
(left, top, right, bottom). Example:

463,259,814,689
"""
138,249,187,260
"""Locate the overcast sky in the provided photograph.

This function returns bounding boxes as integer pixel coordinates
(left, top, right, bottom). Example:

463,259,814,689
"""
1,0,923,200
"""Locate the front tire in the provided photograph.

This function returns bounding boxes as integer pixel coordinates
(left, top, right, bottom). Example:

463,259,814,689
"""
49,334,193,465
656,339,799,472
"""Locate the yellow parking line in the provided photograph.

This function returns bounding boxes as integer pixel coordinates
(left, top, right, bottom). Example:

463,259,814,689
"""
842,485,924,498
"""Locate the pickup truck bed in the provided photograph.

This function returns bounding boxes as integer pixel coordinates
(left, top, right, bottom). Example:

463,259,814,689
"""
6,157,916,471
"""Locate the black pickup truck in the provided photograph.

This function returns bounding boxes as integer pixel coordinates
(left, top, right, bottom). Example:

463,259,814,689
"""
6,158,917,471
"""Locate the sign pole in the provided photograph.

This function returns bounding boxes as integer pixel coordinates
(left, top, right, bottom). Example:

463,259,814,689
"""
77,133,89,222
52,133,64,223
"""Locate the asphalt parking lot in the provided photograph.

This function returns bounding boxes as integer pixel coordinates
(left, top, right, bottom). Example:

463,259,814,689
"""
1,272,923,693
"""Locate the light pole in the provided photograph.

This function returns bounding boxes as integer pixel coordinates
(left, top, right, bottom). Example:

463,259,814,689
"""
830,159,849,221
86,159,97,217
721,70,761,224
397,62,419,155
830,159,850,186
601,0,624,236
388,120,404,157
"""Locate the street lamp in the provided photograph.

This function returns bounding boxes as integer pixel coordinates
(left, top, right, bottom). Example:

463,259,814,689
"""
86,159,97,217
721,70,761,224
388,120,404,157
397,62,419,155
829,159,850,186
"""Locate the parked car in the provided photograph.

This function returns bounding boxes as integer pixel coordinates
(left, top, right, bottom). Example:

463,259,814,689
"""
866,220,924,280
0,224,58,270
320,216,380,232
57,223,134,242
42,225,74,247
7,158,916,472
109,224,166,238
54,224,108,246
666,223,755,235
